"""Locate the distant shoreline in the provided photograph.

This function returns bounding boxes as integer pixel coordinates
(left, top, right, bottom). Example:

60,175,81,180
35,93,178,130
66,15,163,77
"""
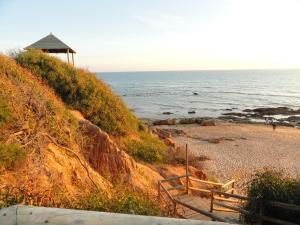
142,106,300,129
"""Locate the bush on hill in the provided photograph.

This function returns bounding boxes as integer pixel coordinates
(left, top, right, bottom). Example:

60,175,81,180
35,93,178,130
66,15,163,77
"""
244,169,300,224
0,144,25,170
124,133,167,163
0,97,13,127
0,186,161,216
79,189,161,216
16,49,141,136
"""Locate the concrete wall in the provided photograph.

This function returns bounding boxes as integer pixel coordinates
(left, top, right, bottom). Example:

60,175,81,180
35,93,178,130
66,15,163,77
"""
0,205,236,225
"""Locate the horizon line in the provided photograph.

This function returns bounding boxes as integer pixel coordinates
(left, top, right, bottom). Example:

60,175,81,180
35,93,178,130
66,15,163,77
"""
96,67,300,73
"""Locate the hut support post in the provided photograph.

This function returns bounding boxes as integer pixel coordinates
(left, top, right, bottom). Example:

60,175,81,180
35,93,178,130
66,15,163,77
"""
67,49,70,64
72,53,74,66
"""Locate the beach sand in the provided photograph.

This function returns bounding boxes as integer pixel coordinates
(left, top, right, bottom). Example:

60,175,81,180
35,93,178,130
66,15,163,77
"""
155,123,300,191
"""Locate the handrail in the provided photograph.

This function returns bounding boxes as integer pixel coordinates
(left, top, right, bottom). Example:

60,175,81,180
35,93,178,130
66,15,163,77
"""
166,185,185,191
259,200,300,225
158,181,174,201
188,177,224,186
174,198,231,223
259,215,298,225
210,189,249,216
158,176,238,220
160,174,190,183
213,201,249,215
265,200,300,212
211,190,248,201
222,180,235,188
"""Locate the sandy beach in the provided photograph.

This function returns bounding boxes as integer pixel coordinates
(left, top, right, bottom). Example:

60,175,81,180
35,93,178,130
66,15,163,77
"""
155,122,300,191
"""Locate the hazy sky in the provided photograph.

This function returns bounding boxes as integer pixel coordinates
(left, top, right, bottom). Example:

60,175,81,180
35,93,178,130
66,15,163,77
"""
1,0,300,72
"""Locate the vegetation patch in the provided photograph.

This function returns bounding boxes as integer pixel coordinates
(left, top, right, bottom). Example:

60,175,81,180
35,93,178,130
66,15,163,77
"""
0,97,13,127
0,187,161,216
124,133,167,163
80,189,161,216
244,169,300,224
0,144,25,170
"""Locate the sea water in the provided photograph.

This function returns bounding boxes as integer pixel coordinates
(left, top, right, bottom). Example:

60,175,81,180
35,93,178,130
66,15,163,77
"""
97,70,300,119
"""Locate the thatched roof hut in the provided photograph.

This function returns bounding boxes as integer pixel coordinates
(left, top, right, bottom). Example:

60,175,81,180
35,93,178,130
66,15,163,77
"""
25,33,75,65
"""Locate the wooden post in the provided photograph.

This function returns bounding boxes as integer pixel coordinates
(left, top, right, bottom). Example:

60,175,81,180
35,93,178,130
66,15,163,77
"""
72,52,74,66
185,143,189,194
67,49,70,64
231,182,235,194
210,191,214,212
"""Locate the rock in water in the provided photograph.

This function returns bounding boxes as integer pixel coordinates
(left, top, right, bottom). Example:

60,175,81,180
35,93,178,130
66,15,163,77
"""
201,119,216,126
153,119,176,125
188,111,196,114
179,118,197,124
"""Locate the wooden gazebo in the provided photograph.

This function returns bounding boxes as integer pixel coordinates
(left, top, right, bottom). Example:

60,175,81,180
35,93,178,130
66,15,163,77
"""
25,33,76,65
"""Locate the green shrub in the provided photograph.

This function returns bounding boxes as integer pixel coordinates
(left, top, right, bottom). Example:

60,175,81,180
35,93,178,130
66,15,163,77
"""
244,169,300,224
0,188,18,209
0,98,13,127
16,49,141,136
125,133,167,163
79,189,161,216
0,144,25,169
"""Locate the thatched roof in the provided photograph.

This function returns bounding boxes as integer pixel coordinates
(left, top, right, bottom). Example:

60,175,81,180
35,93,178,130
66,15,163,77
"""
25,33,76,53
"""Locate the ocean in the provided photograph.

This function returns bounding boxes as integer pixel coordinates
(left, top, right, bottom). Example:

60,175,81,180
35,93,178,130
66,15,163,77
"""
97,70,300,120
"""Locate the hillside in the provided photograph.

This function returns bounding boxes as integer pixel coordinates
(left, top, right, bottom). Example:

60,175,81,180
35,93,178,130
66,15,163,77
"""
16,49,167,163
0,54,164,213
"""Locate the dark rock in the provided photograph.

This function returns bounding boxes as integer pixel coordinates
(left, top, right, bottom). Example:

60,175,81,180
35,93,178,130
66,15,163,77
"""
246,107,300,116
152,128,186,138
193,92,199,95
153,119,176,126
200,119,216,126
222,112,247,117
152,128,171,139
188,111,196,114
162,112,173,115
179,118,197,124
284,116,300,122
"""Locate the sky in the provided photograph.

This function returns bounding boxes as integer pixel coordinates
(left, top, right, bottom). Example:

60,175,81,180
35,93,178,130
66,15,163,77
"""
0,0,300,72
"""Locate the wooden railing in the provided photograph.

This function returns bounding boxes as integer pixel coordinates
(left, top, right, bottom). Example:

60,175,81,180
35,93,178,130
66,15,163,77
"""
157,174,236,218
188,177,236,194
158,176,300,224
158,175,188,216
259,200,300,225
210,189,249,223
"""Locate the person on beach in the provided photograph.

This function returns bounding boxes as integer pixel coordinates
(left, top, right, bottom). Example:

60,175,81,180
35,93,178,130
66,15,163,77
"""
265,118,270,125
270,119,277,130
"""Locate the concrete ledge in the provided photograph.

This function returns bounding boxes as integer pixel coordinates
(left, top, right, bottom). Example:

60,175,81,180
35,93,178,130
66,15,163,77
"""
0,205,236,225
